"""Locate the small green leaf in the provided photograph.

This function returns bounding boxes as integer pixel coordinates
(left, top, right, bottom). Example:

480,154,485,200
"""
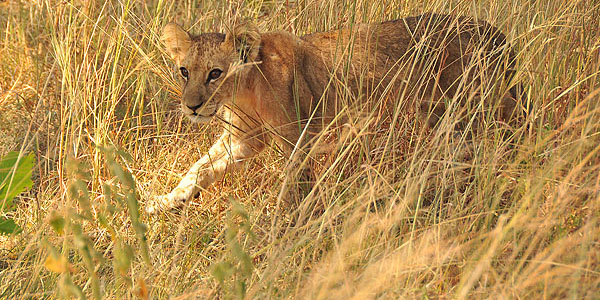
115,147,133,162
230,198,248,220
114,242,134,274
231,243,253,276
49,213,66,235
0,152,34,212
233,280,246,299
210,261,234,284
0,216,22,235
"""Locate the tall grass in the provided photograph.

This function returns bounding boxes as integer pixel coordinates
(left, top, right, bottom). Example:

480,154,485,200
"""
1,0,599,298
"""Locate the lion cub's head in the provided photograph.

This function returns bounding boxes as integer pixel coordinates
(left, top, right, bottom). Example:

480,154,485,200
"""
161,23,260,123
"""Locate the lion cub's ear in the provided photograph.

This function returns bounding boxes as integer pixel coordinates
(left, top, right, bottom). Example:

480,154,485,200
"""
161,23,192,65
222,23,261,63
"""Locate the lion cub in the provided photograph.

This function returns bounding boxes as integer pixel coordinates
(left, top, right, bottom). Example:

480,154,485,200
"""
147,13,523,213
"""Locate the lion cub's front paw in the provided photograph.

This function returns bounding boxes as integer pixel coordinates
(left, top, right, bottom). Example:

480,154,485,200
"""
146,187,194,214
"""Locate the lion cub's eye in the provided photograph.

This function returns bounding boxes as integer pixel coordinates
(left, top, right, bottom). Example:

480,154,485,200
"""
207,68,223,82
180,67,189,79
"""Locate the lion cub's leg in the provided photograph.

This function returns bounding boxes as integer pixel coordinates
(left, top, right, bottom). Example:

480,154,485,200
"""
146,132,263,214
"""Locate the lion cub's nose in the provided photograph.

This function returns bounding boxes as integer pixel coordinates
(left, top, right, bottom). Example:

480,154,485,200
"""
187,103,203,112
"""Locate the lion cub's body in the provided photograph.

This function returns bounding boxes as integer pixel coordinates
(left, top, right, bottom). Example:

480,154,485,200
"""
148,13,522,213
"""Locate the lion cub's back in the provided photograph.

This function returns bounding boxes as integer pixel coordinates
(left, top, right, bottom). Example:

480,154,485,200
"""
302,12,509,64
300,13,514,99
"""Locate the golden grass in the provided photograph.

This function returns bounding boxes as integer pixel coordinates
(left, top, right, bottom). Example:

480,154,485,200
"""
1,0,599,298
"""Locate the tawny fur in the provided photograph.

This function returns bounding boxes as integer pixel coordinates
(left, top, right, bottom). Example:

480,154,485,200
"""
147,13,523,213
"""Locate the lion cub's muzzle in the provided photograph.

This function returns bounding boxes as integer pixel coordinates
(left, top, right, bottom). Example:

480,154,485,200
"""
186,103,204,114
181,102,219,123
